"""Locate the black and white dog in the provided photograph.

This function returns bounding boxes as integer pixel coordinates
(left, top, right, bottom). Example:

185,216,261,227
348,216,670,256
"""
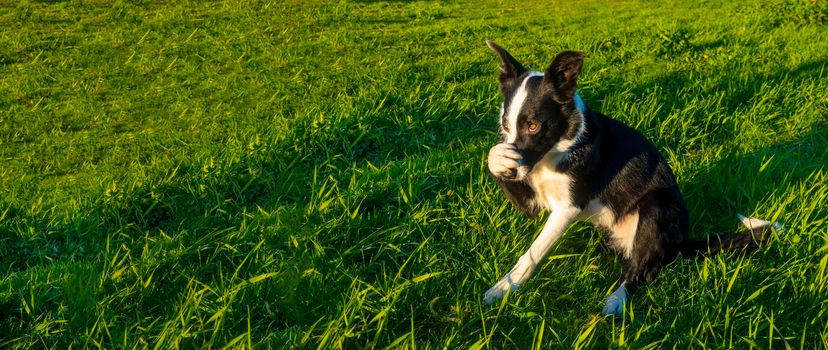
482,41,782,315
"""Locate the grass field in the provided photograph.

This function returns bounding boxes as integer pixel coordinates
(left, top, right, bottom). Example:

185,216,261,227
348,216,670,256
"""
1,0,827,348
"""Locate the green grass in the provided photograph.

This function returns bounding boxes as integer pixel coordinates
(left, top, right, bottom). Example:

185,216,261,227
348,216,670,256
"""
1,0,827,348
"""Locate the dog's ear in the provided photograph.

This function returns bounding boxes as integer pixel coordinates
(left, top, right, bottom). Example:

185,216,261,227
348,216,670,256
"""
486,40,526,94
543,51,585,103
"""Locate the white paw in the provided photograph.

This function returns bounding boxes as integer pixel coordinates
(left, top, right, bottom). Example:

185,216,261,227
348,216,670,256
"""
487,143,523,178
483,278,520,304
484,257,535,304
602,285,629,316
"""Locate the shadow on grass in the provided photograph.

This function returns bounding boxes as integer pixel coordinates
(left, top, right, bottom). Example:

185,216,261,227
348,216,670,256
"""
0,114,469,344
1,49,826,347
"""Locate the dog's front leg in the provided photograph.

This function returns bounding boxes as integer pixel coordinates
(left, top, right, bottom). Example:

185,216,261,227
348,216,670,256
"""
484,207,580,304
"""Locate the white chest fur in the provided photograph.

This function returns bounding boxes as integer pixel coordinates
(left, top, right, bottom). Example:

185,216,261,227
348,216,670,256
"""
526,152,574,211
527,153,639,258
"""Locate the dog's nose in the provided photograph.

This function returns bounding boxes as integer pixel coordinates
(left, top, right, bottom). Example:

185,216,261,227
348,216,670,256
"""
512,148,527,166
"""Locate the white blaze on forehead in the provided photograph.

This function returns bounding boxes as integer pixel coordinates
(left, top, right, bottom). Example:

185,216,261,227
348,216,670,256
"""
504,72,543,143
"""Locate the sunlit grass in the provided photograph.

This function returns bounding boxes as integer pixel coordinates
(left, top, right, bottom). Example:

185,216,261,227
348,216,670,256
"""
1,0,827,348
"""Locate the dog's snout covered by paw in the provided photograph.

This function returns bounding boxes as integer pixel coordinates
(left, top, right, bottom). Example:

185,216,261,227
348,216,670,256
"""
487,143,527,180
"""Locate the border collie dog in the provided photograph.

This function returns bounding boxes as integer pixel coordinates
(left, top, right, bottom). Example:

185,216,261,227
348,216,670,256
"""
482,41,782,315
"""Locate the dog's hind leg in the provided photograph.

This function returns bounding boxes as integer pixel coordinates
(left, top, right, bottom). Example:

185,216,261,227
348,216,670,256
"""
603,238,664,317
603,192,686,316
484,206,580,304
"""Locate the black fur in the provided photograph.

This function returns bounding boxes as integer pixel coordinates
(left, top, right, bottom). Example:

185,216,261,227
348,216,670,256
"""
486,41,775,307
493,176,540,219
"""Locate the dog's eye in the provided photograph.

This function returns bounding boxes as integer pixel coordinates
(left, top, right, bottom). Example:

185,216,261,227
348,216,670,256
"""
527,121,539,133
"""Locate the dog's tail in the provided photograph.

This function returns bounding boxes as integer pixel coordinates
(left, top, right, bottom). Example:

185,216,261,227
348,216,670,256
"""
679,214,783,258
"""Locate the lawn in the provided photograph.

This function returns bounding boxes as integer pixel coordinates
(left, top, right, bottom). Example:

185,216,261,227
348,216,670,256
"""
1,0,827,348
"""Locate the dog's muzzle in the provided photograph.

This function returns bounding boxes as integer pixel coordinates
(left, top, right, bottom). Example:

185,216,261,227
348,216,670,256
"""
505,147,532,181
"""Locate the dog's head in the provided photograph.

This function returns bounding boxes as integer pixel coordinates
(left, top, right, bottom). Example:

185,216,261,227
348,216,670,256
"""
486,40,586,179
